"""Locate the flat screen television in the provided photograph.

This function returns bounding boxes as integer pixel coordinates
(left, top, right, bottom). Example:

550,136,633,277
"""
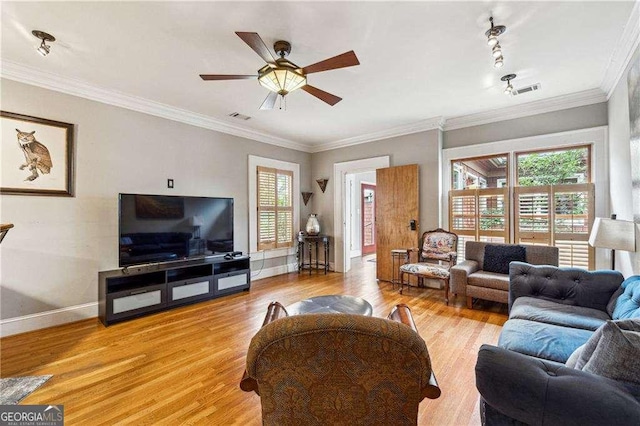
118,193,234,267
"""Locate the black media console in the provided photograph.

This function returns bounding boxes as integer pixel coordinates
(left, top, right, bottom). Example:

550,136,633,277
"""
99,255,250,325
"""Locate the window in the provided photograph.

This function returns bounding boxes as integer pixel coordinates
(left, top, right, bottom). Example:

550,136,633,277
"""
248,156,300,256
257,167,293,250
449,145,594,269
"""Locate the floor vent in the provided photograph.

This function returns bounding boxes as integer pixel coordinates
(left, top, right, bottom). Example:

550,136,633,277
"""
512,83,541,96
228,112,251,120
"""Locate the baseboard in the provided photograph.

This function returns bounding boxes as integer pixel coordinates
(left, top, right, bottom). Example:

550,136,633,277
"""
0,302,98,338
250,263,298,280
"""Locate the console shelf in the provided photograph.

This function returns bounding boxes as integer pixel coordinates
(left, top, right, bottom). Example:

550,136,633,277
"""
99,256,250,326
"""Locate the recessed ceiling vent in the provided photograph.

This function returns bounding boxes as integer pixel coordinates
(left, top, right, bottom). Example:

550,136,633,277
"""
228,112,251,120
512,83,541,96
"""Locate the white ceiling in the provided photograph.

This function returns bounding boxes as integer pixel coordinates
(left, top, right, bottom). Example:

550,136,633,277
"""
1,1,637,151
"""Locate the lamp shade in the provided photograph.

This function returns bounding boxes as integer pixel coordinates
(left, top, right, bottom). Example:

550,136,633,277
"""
588,218,636,251
190,215,204,227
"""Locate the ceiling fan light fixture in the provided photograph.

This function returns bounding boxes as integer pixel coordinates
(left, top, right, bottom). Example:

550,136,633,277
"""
258,63,306,96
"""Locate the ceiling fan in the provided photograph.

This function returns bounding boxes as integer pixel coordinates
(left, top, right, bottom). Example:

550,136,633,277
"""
200,32,360,110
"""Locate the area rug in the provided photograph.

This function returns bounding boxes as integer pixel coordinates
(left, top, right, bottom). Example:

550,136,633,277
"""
0,375,52,405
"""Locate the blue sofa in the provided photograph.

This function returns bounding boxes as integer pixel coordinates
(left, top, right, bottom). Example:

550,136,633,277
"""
476,262,640,426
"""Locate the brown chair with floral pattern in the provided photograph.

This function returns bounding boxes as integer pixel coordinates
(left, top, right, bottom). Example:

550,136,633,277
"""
241,302,441,425
399,228,458,303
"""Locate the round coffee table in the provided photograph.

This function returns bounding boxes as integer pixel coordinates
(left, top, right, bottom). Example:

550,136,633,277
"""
286,295,373,316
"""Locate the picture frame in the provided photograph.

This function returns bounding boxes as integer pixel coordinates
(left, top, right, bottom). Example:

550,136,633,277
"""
1,111,74,196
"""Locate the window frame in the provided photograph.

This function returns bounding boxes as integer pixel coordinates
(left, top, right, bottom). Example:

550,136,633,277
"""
248,155,300,257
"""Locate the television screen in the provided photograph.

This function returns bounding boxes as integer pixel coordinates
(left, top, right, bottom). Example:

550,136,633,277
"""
119,193,234,267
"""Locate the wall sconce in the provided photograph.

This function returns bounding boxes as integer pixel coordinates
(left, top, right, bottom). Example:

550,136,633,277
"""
301,192,313,205
32,30,55,57
316,178,329,193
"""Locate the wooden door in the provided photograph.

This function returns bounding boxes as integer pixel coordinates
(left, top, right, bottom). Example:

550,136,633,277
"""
361,183,376,255
376,165,419,282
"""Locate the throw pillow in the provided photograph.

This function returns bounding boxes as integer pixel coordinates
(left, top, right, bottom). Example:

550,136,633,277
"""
611,275,640,320
565,344,585,369
568,319,640,385
483,244,526,275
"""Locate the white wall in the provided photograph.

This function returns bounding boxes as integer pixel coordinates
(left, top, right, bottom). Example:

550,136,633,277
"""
0,79,311,333
607,43,640,277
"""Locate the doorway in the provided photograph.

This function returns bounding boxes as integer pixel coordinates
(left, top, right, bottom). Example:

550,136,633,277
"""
361,183,376,256
333,156,390,273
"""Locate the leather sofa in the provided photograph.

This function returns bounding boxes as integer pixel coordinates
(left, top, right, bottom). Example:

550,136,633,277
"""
450,241,559,308
476,262,640,425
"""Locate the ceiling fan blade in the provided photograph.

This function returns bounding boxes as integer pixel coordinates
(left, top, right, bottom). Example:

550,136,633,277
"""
302,51,360,74
200,74,256,80
235,32,276,64
301,85,342,106
260,92,278,110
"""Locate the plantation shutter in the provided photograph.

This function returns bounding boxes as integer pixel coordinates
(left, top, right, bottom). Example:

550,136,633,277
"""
515,184,594,268
449,187,509,260
257,166,293,251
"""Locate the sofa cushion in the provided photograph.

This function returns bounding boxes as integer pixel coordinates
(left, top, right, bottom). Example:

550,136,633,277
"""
567,319,640,385
611,276,640,320
498,318,593,363
468,271,510,291
510,297,610,331
483,244,526,275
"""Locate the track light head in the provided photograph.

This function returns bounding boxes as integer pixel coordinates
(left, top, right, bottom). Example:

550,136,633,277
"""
32,30,55,57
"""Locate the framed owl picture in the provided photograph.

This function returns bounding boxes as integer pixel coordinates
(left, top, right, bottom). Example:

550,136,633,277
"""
1,111,74,196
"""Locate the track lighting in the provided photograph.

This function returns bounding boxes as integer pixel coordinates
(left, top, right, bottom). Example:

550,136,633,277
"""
485,17,506,67
32,30,55,57
501,74,516,95
492,44,502,58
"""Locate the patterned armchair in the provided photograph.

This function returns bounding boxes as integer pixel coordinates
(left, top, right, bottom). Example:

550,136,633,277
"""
399,228,458,303
241,302,441,425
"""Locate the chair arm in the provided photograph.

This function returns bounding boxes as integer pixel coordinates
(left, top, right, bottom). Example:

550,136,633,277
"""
387,304,441,400
450,260,479,295
476,345,640,426
240,302,289,393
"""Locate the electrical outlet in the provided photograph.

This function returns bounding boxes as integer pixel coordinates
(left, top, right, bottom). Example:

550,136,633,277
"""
167,179,174,188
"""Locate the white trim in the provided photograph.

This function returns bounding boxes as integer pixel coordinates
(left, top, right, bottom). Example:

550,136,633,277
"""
312,117,445,153
0,302,98,338
602,0,640,99
1,60,310,153
248,155,300,254
443,89,606,131
441,126,609,250
333,156,390,273
250,263,298,281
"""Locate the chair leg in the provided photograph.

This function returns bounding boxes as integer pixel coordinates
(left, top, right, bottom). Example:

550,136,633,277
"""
466,296,473,309
444,278,449,305
399,272,405,295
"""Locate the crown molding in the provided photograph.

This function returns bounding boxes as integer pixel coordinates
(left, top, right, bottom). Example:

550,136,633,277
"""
443,88,607,131
0,60,312,153
602,0,640,99
311,116,445,153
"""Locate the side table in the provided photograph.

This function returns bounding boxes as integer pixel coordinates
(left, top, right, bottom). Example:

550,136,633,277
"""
297,234,330,275
391,249,409,289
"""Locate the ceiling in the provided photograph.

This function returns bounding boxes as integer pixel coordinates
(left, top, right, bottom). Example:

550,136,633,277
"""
1,1,637,152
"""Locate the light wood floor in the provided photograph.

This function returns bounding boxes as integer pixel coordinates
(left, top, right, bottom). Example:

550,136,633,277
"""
0,257,507,425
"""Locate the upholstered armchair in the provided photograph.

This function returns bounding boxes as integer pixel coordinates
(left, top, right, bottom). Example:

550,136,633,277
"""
241,302,441,425
399,228,458,303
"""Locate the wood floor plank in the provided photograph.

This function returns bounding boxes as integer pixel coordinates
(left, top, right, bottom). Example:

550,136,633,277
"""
0,257,507,425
